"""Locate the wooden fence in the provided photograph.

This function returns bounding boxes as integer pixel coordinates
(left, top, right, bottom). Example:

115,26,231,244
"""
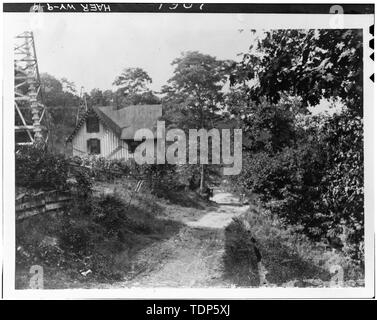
15,162,148,221
16,190,72,220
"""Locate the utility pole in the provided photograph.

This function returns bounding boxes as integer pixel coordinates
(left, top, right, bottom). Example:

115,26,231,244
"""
76,86,88,125
14,31,48,146
199,102,205,193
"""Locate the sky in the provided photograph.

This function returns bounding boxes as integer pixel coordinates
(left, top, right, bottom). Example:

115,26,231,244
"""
6,12,350,115
9,13,258,93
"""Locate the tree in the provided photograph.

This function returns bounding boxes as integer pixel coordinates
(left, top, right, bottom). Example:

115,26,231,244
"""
40,73,80,153
319,111,363,260
113,67,159,108
225,93,300,154
162,51,233,192
61,77,77,95
86,88,113,107
228,29,364,261
231,29,363,116
113,67,152,94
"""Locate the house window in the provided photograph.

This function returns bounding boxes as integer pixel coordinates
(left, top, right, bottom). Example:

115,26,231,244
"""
128,140,142,153
86,114,99,133
87,138,101,155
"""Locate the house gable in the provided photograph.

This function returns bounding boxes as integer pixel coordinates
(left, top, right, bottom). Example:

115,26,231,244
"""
67,104,162,159
67,104,162,143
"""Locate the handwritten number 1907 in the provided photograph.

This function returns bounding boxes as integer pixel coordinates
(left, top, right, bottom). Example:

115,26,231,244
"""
158,3,204,11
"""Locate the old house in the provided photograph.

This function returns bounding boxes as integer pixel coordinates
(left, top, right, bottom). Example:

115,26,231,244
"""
66,104,162,159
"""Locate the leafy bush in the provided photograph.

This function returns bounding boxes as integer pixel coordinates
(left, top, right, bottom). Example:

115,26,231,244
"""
319,112,364,261
48,193,179,281
227,28,364,264
60,220,95,255
73,156,186,199
76,156,132,181
16,145,94,196
57,213,124,280
234,110,363,262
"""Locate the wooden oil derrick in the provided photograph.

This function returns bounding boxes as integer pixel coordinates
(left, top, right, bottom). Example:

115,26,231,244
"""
14,31,48,146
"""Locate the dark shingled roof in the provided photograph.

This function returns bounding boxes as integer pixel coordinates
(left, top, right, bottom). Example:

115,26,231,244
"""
66,104,162,143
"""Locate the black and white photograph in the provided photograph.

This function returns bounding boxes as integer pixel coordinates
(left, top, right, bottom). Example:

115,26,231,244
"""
1,2,375,300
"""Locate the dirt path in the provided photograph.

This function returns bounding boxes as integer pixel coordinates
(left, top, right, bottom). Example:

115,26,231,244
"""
105,192,248,288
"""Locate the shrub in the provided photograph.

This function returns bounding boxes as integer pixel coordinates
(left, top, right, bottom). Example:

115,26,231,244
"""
234,111,364,263
54,193,177,281
59,220,95,255
319,112,364,261
16,145,69,190
77,156,132,181
16,145,93,196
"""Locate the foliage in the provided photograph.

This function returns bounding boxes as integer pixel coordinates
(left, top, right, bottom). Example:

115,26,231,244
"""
85,88,113,106
40,73,80,153
224,208,363,287
70,155,186,200
16,190,181,282
319,111,364,260
113,67,152,93
162,51,232,122
74,156,131,181
227,97,300,153
16,145,70,190
233,111,363,261
15,145,92,194
42,73,79,108
231,29,363,116
112,67,160,108
40,70,160,155
228,29,364,262
162,51,234,189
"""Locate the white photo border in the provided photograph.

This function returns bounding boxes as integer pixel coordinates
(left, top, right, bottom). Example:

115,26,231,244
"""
1,2,375,299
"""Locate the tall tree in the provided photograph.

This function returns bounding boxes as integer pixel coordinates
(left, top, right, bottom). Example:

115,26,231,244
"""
40,73,80,153
230,29,363,116
86,88,113,107
113,67,159,108
228,29,364,259
162,51,233,191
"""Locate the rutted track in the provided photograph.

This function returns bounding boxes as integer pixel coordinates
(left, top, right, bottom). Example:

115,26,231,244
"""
102,192,248,288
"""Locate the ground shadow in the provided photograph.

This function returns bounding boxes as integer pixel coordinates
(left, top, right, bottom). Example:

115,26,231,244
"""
160,191,214,209
222,218,331,287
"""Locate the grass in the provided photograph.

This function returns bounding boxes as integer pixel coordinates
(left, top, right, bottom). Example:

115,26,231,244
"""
15,180,213,289
16,181,363,289
223,205,364,287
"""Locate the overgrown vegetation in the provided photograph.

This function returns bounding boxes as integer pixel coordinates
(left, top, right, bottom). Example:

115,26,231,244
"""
15,145,93,195
16,193,183,285
15,145,187,197
15,28,365,287
39,67,161,154
16,145,70,190
228,29,364,265
14,146,198,287
224,207,364,287
161,51,234,191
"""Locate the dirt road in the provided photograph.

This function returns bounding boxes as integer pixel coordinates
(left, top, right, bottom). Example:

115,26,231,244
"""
108,192,248,288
